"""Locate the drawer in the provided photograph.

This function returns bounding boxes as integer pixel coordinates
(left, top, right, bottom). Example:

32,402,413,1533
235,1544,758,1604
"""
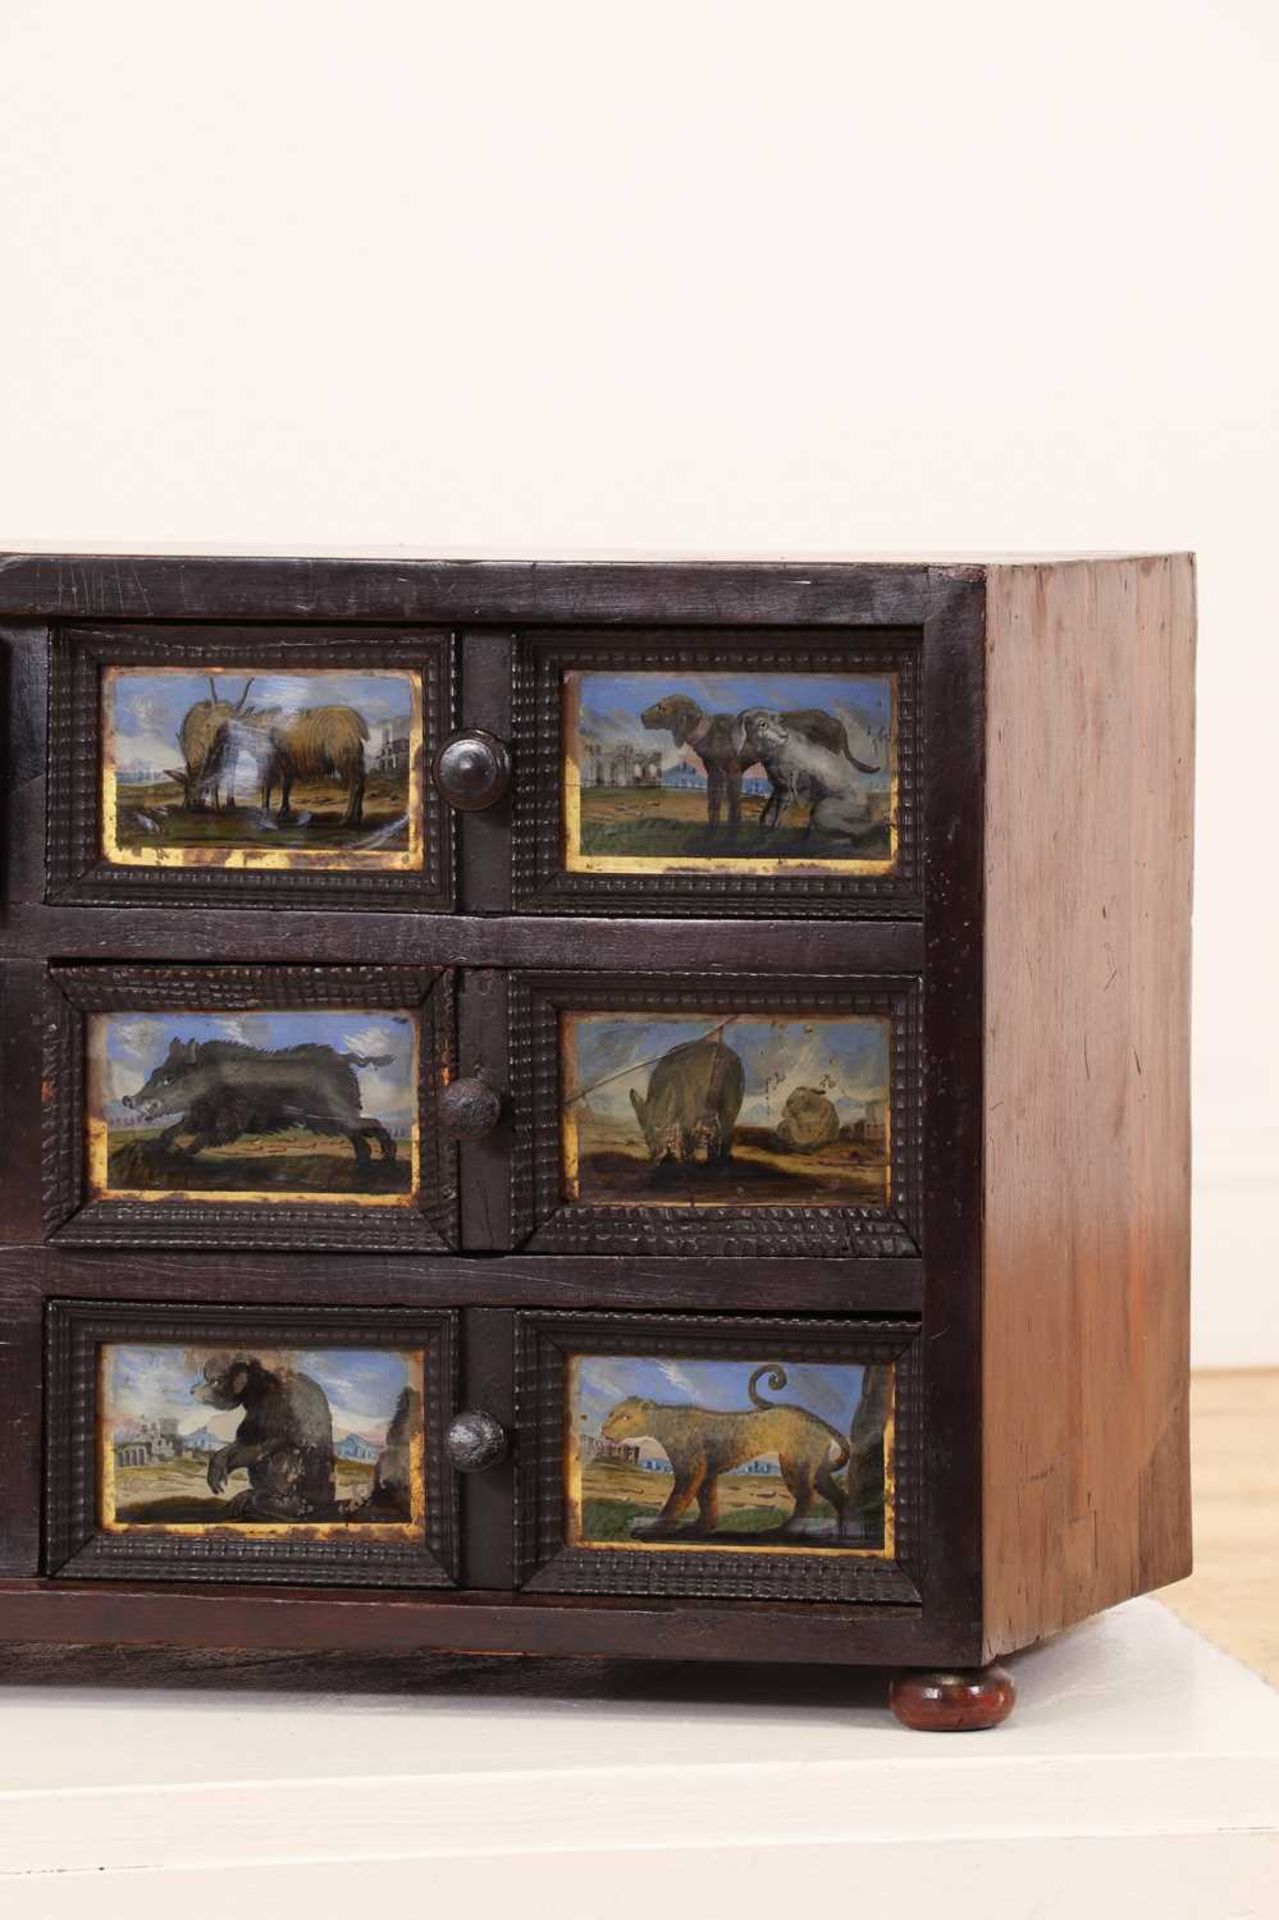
40,1300,922,1609
32,963,921,1259
38,962,459,1252
504,969,921,1257
506,629,921,919
42,622,921,921
43,1299,461,1589
46,624,456,912
512,1311,922,1603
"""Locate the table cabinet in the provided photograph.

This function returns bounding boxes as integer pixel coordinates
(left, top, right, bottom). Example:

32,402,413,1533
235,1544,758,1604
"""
0,553,1195,1728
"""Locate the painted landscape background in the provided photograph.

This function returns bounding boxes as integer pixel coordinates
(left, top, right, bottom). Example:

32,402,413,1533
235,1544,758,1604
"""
563,1012,891,1206
569,1355,887,1548
102,1343,424,1528
90,1009,417,1199
566,669,894,863
105,668,418,858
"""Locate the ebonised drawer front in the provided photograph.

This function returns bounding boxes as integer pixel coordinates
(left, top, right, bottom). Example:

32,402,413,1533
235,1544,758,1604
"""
45,624,456,912
38,1300,922,1609
507,971,922,1258
42,1299,460,1589
41,964,460,1252
508,629,922,919
39,620,921,922
514,1311,922,1603
32,961,921,1259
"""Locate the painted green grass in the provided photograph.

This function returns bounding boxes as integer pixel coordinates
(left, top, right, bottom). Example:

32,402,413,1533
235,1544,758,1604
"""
580,1454,887,1548
581,1492,843,1544
582,1495,794,1541
580,816,890,860
577,786,891,861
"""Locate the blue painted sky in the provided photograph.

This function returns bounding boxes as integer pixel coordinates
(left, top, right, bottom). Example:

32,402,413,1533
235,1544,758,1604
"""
567,1012,889,1127
570,670,893,779
574,1355,867,1449
107,670,416,778
106,1344,418,1444
97,1010,416,1130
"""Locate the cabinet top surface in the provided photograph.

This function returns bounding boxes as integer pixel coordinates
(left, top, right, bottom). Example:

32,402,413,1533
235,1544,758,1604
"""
0,550,1193,625
1,544,1189,566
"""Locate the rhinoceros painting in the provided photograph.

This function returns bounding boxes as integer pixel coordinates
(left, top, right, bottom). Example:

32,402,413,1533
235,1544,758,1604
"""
628,1035,746,1169
89,1009,419,1202
562,1011,892,1207
101,666,423,871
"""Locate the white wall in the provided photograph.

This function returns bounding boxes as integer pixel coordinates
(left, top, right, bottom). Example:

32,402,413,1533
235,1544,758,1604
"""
1,1,1274,1363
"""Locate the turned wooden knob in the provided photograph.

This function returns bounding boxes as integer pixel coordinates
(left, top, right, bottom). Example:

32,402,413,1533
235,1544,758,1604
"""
889,1665,1016,1732
433,729,511,811
445,1409,509,1472
438,1076,503,1140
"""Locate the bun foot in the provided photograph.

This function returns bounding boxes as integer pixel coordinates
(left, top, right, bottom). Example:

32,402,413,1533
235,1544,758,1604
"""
889,1664,1016,1732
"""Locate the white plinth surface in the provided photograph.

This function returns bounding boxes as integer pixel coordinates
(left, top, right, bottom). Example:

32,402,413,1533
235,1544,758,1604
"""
1,1598,1276,1918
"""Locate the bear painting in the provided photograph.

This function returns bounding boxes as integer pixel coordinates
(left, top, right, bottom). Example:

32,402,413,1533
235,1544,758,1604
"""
100,1343,427,1538
560,1011,891,1207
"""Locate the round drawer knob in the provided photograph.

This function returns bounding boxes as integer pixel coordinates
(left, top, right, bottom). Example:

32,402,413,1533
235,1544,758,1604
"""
445,1409,509,1473
438,1076,503,1140
433,730,511,811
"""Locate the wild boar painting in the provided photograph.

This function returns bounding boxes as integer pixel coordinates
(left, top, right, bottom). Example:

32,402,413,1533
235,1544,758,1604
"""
100,1343,426,1536
561,1012,891,1206
102,667,423,869
88,1010,419,1204
568,1355,892,1552
563,669,896,874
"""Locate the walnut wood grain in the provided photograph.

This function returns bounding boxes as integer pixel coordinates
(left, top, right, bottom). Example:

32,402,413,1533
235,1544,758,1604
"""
980,555,1195,1659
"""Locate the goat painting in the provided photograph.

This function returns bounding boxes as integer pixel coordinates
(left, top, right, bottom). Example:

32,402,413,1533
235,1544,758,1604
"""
171,678,369,826
103,666,422,867
562,1009,892,1208
565,668,896,872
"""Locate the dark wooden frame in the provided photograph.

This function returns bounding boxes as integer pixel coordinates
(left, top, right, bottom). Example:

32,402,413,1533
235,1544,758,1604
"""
509,971,921,1257
42,964,459,1252
46,623,456,913
0,556,990,1673
514,1310,922,1603
44,1298,459,1587
510,628,922,918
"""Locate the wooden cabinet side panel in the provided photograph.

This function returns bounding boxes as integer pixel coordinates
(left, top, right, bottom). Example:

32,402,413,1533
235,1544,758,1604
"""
982,555,1195,1658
